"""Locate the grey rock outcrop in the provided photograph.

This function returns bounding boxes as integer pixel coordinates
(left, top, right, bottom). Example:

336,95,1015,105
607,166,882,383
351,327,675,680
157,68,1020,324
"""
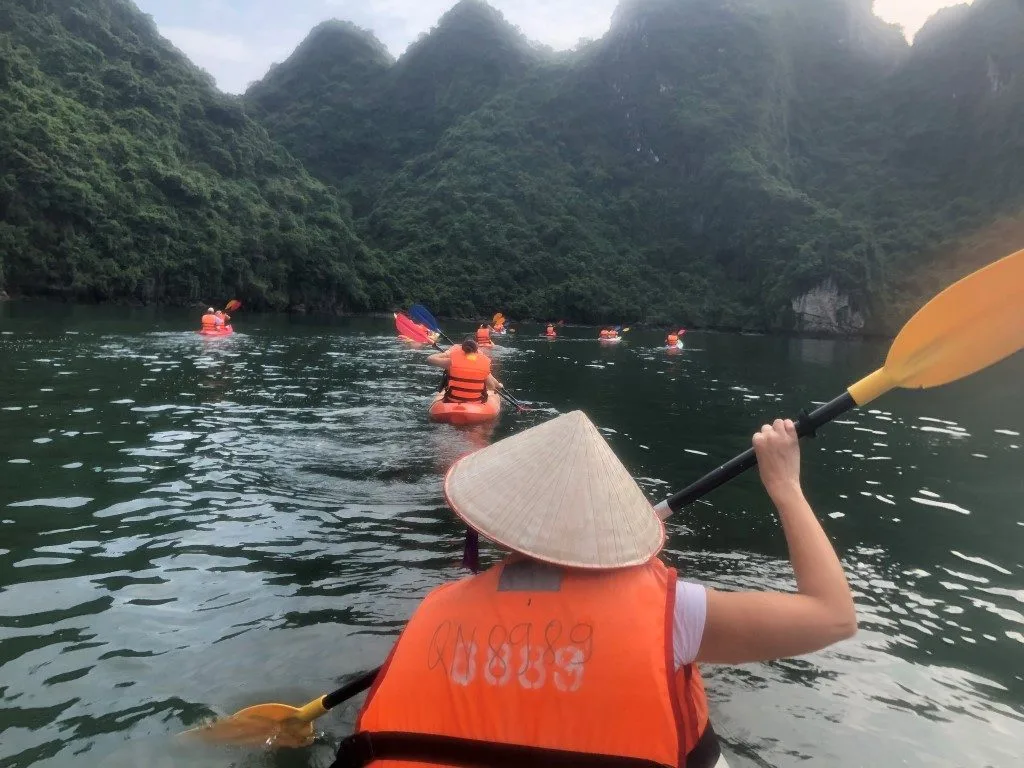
791,279,864,334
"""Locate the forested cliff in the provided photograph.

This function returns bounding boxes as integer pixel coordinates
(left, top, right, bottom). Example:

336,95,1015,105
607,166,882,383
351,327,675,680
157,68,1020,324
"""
0,0,388,312
3,0,1023,332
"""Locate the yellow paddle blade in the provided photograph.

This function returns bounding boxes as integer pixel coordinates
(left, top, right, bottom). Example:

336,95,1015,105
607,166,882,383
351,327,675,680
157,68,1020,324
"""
849,248,1024,405
180,703,315,748
890,248,1024,387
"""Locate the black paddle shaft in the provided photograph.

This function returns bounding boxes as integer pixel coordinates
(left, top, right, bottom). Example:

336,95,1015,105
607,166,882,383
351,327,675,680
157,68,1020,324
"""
662,391,856,513
322,667,382,711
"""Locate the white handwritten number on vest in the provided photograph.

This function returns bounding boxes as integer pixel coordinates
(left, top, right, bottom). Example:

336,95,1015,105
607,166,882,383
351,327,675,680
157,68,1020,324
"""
427,620,593,692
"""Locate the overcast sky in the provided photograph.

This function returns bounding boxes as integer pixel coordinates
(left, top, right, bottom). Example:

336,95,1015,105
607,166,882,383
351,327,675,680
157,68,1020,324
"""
133,0,976,94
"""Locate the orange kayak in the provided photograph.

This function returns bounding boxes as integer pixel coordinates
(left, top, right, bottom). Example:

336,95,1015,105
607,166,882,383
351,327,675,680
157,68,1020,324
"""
428,391,501,425
199,326,233,336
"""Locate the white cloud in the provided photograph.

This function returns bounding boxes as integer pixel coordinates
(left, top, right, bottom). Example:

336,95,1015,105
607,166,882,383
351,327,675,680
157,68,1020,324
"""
874,0,975,40
139,0,975,94
160,26,253,64
323,0,616,51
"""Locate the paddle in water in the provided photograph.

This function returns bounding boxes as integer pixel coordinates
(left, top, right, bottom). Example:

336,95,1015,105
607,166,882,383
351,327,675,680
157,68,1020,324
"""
181,667,380,747
183,248,1024,749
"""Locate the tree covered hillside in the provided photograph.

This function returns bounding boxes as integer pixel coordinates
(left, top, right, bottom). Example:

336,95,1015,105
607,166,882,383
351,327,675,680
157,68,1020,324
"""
2,0,1022,332
0,0,388,311
249,0,1024,332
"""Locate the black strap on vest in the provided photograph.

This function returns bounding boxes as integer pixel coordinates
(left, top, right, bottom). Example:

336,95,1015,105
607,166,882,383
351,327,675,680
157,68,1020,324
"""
445,375,488,403
331,723,720,768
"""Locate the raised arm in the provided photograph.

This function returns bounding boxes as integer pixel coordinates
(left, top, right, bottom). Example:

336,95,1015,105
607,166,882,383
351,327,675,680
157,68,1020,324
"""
696,419,857,664
485,373,503,391
426,351,451,368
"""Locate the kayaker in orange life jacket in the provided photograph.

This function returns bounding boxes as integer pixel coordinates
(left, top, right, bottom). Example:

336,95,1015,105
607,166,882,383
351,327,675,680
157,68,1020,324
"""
475,323,492,346
426,338,503,403
201,308,217,331
336,413,856,768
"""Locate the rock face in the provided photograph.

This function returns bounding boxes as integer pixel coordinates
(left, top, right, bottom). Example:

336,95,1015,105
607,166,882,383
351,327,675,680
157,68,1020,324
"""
791,280,865,334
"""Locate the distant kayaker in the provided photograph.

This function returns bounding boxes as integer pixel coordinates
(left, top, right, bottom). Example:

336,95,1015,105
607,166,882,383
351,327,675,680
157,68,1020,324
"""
545,323,557,337
475,323,492,346
201,308,217,331
667,329,685,346
426,338,502,403
600,327,619,339
343,412,856,768
415,322,439,344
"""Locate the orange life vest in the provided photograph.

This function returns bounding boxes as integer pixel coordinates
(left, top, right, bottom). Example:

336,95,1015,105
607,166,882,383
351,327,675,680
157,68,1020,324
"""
201,313,217,329
546,326,556,337
446,347,491,403
475,327,491,344
344,558,718,768
667,334,679,346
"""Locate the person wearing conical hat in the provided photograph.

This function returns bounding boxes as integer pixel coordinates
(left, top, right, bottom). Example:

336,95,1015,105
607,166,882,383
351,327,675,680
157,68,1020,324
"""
344,413,856,768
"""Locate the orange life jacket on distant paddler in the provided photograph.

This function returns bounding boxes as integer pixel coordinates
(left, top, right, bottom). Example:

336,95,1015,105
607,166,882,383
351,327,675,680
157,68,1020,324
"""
475,327,492,344
201,312,217,330
340,558,720,768
667,334,679,346
446,347,491,403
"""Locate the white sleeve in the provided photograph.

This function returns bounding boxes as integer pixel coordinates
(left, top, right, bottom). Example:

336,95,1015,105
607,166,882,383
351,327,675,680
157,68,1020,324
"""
673,580,708,668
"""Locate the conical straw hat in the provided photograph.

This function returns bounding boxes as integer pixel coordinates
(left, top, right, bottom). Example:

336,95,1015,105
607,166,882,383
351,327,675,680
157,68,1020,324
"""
444,411,664,569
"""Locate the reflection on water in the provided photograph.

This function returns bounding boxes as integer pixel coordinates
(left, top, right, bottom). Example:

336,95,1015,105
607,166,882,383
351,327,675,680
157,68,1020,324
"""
788,337,837,368
0,311,1021,768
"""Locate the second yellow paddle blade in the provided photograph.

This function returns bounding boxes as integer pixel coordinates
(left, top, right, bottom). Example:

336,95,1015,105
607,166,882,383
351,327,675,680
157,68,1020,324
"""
181,703,315,748
887,248,1024,390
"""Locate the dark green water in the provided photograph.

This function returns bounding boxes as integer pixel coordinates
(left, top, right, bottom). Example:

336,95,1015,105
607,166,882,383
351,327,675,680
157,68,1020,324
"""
1,303,1021,768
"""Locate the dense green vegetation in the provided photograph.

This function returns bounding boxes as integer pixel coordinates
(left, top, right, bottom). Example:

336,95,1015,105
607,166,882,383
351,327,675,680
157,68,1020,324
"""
248,0,1024,331
3,0,1023,332
0,0,387,311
